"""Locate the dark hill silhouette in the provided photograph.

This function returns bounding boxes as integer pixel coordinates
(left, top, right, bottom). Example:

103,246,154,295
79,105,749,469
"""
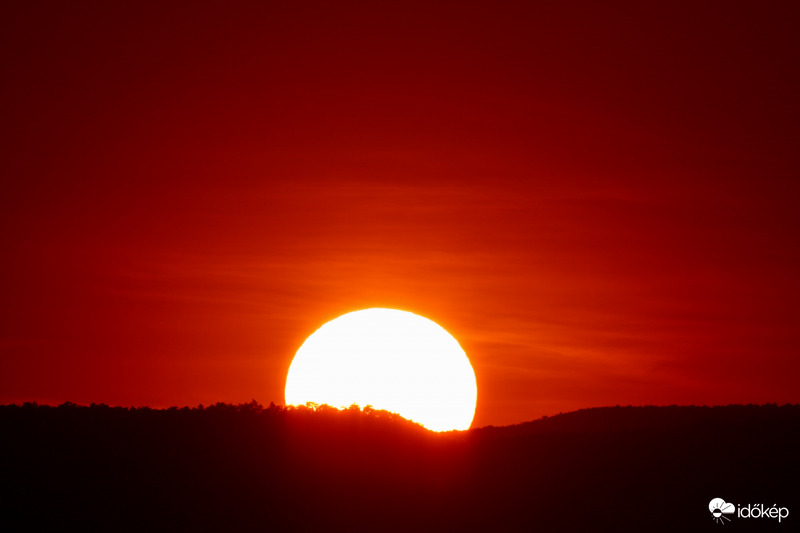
1,402,797,532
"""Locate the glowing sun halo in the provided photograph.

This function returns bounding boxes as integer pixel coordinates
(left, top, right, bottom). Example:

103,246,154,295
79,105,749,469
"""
285,308,477,432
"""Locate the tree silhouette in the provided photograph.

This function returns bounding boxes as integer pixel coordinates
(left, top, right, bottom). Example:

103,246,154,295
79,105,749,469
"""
0,402,797,532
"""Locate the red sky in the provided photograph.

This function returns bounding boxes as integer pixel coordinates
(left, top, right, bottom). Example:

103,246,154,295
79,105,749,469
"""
2,1,799,427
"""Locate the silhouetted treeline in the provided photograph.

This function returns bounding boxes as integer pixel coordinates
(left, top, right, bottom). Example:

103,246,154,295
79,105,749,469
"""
1,402,798,532
474,403,799,436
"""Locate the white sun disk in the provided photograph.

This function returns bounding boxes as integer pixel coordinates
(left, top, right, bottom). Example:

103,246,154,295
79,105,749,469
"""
285,308,477,431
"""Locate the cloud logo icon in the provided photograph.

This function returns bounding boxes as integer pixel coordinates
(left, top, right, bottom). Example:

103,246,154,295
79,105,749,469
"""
709,498,735,524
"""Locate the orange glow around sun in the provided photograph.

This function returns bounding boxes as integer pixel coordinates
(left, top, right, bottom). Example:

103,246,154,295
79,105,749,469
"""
284,308,477,432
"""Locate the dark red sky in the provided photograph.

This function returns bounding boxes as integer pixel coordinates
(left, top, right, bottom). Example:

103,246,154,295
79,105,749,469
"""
2,1,799,427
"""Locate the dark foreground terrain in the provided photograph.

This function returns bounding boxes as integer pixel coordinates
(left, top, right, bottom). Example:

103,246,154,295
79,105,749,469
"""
2,402,798,532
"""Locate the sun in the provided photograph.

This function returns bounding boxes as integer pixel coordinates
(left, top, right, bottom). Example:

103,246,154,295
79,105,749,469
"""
284,308,477,432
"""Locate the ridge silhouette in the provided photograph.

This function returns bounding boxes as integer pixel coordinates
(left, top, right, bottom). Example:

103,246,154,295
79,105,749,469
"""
1,402,797,532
